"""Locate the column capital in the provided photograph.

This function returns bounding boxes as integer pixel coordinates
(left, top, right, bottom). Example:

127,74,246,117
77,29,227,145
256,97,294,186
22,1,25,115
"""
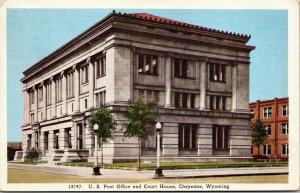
72,64,79,71
130,47,137,53
200,56,208,63
50,75,56,82
86,56,92,64
33,84,39,90
231,61,238,66
60,70,66,77
165,52,174,57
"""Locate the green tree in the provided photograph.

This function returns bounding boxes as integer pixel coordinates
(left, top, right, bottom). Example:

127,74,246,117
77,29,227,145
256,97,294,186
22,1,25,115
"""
88,106,117,165
251,119,268,158
7,146,15,161
123,97,159,170
25,148,39,162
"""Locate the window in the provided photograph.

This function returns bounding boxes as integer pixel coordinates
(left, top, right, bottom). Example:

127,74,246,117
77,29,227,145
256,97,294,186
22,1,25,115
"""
209,64,226,82
263,107,272,118
27,134,32,150
282,144,288,155
67,72,74,98
38,87,43,101
44,132,49,150
56,77,62,102
30,113,34,123
263,144,271,155
54,131,59,149
282,123,288,135
178,124,197,149
138,54,158,75
174,92,196,109
174,58,195,79
46,83,52,106
81,65,89,84
96,56,106,78
65,128,72,148
212,125,229,150
263,125,271,135
137,89,159,103
282,105,288,116
85,99,88,109
29,90,35,104
141,123,162,149
96,91,106,107
209,95,226,111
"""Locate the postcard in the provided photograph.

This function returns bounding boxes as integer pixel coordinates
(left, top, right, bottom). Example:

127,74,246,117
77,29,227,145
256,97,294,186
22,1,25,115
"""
0,0,299,191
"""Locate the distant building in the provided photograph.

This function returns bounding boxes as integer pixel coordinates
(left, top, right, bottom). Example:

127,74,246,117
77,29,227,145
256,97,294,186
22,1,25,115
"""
250,97,289,159
8,142,22,161
18,11,255,163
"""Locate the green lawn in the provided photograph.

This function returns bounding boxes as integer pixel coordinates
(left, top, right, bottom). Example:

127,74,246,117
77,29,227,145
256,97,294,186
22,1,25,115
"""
58,161,288,170
8,168,288,183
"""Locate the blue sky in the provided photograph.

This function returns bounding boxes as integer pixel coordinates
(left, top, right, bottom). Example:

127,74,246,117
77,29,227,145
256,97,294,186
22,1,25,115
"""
7,9,287,141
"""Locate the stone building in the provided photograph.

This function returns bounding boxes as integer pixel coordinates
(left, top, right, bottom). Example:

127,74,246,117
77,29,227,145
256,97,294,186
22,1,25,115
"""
17,11,255,163
250,97,289,159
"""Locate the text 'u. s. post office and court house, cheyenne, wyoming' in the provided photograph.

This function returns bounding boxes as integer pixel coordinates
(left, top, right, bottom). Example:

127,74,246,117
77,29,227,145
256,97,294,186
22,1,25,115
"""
16,11,255,163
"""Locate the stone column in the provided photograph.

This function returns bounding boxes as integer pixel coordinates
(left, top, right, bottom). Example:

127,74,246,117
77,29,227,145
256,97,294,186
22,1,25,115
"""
59,128,66,150
87,57,95,109
48,130,55,150
164,54,173,108
199,57,207,110
197,125,213,156
73,65,80,113
62,71,67,115
40,132,45,155
31,130,36,149
231,62,237,111
162,122,179,156
34,86,38,122
71,122,78,149
85,119,94,156
51,76,57,118
24,89,29,124
42,81,47,120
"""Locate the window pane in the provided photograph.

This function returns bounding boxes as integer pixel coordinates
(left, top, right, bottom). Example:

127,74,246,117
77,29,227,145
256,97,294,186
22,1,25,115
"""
152,56,158,75
174,59,180,77
178,124,183,149
138,54,144,73
182,93,188,108
145,55,151,74
182,60,188,78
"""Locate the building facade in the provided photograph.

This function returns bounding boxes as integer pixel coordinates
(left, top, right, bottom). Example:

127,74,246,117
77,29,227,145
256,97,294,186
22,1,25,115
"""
17,11,255,163
250,97,289,159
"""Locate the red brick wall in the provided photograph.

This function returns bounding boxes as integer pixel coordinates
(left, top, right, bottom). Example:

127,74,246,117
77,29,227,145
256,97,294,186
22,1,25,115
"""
250,97,288,159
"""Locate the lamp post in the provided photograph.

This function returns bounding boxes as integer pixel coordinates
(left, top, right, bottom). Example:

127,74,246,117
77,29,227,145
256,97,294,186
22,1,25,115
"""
153,122,164,178
92,124,101,175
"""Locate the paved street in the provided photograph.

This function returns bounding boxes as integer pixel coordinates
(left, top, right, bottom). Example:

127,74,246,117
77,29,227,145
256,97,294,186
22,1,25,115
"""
8,163,288,179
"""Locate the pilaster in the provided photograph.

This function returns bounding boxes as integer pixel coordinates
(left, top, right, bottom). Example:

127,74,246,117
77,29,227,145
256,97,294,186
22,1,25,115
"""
164,53,173,108
42,81,47,120
197,125,213,156
51,76,57,118
73,65,80,113
59,128,67,150
87,57,95,109
61,71,67,115
199,57,208,110
231,62,237,111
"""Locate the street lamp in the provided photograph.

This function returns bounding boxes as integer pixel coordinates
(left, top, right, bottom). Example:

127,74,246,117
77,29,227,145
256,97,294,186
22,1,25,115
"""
153,122,164,178
92,124,101,175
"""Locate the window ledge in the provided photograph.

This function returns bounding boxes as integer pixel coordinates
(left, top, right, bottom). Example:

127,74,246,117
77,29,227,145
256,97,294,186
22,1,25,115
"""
138,72,159,76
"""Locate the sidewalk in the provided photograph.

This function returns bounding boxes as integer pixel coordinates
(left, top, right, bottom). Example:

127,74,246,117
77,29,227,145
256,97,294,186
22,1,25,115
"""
8,163,288,179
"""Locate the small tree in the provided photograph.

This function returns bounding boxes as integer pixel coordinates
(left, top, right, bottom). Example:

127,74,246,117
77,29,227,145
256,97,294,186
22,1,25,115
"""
88,106,117,165
123,97,159,170
7,146,15,161
251,119,268,158
25,148,39,162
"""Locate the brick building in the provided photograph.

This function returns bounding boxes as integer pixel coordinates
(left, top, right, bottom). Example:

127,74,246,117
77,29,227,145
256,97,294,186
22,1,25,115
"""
250,97,289,159
17,11,255,163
